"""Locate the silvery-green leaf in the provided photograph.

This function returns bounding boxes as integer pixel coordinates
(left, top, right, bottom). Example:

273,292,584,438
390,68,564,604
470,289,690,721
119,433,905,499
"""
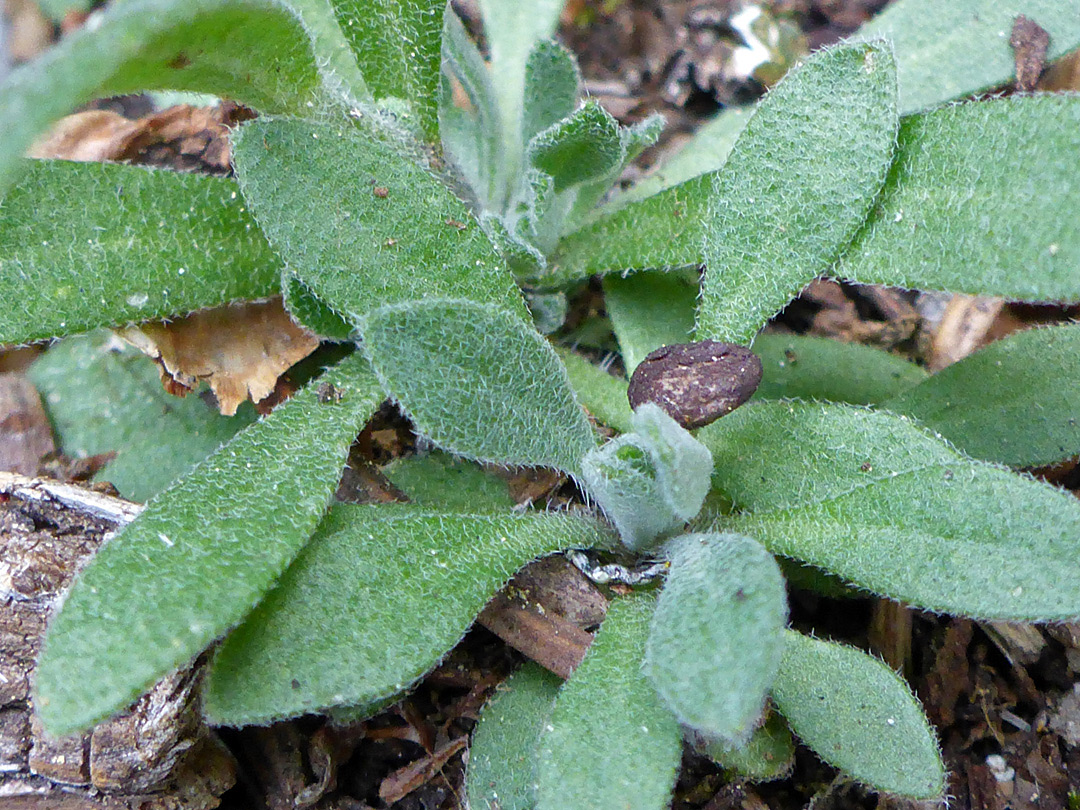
699,711,795,781
382,451,514,513
522,39,580,144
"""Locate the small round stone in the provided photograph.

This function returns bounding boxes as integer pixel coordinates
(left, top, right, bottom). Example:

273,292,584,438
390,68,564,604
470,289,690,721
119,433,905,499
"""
627,340,763,429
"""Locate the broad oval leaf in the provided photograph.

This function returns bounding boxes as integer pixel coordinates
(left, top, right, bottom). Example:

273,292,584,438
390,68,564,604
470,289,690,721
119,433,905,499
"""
0,0,320,196
645,533,787,743
27,331,256,502
362,299,597,475
204,506,610,725
231,117,528,333
536,591,683,810
331,0,444,139
34,352,384,735
839,96,1080,305
772,630,944,798
528,101,624,192
466,663,562,810
883,324,1080,467
0,161,282,344
857,0,1080,114
753,334,927,405
696,41,899,346
703,400,1080,620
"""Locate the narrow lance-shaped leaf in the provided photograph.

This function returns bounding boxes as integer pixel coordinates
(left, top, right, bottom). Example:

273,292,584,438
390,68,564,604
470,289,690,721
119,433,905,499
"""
702,400,1080,621
838,96,1080,304
34,352,384,736
522,40,581,145
772,631,944,798
205,506,611,725
362,299,597,475
753,334,927,405
467,663,562,810
382,451,514,513
536,591,683,810
0,161,283,344
645,533,787,744
883,324,1080,467
0,0,320,196
555,348,634,435
603,270,697,375
231,117,529,331
27,331,256,503
856,0,1080,114
330,0,444,139
696,41,899,346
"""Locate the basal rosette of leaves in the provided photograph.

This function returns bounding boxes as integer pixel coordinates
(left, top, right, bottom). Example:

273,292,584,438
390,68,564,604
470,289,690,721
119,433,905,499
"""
2,0,1080,805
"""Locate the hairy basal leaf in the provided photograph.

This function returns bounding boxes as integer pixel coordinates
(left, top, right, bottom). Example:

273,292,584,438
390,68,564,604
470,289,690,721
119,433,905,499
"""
697,41,898,346
34,352,383,735
0,161,282,344
772,631,944,798
528,101,624,192
205,506,609,725
699,711,795,781
467,663,562,810
362,299,596,474
536,592,683,810
382,451,514,513
0,0,320,196
884,324,1080,467
604,271,697,375
331,0,444,138
556,348,634,435
703,401,1080,620
28,332,255,502
753,334,926,405
645,533,787,743
839,96,1080,304
522,40,581,145
232,117,528,333
857,0,1080,114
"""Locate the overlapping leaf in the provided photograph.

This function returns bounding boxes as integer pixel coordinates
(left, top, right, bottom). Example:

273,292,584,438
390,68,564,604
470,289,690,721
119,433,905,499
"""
702,400,1080,620
772,631,944,798
536,592,683,810
0,0,321,196
204,506,609,725
603,270,697,375
839,96,1080,304
382,451,514,513
556,348,634,435
645,533,787,743
0,161,282,344
34,352,383,735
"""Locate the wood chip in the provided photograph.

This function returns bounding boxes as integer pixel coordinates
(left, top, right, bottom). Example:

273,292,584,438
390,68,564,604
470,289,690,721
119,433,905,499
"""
1010,15,1051,93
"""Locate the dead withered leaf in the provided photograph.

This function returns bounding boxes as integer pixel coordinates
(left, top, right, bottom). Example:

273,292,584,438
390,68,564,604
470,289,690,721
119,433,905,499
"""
27,109,146,162
118,298,320,416
1010,15,1051,93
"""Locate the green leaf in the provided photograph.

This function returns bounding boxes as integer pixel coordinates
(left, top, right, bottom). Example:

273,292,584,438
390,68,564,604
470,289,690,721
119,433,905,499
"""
696,41,899,346
645,533,787,743
703,400,1080,620
362,299,597,474
536,591,683,810
555,348,634,435
522,40,581,144
581,404,713,551
0,161,282,344
467,663,562,810
27,332,256,502
281,272,354,341
231,117,528,331
603,270,697,375
204,506,609,725
0,0,321,197
382,451,514,513
282,0,370,102
838,96,1080,303
331,0,444,139
699,711,795,781
857,0,1080,114
34,352,383,736
772,631,944,798
883,324,1080,467
528,101,624,192
753,334,927,405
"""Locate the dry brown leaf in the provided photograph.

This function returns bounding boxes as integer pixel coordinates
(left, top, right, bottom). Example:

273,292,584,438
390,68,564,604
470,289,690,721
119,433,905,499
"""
27,110,145,162
5,0,53,63
118,298,320,416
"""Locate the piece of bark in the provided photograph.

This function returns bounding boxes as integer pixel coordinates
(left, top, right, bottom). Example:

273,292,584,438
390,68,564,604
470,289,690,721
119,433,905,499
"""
0,373,56,476
0,472,236,808
1010,15,1051,92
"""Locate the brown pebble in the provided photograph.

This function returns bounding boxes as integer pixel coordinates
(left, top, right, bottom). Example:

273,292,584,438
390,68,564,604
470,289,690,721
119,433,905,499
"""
373,186,389,198
627,340,762,429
